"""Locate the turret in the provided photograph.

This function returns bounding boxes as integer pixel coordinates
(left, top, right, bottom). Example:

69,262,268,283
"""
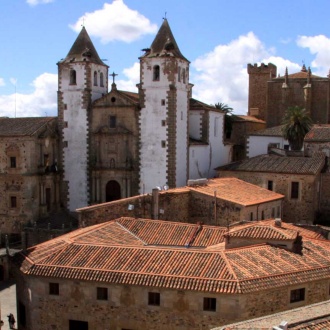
138,19,190,193
57,27,108,212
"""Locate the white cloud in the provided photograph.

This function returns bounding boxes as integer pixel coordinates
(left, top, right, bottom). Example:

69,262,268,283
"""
70,0,158,43
296,35,330,76
26,0,54,6
0,73,57,117
116,62,140,92
0,78,5,87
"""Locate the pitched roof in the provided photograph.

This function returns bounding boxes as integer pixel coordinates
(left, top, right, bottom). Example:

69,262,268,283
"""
232,115,265,123
304,125,330,142
189,98,221,112
142,19,188,61
188,178,284,206
60,27,105,66
249,125,285,137
18,217,330,295
0,117,56,136
217,154,325,175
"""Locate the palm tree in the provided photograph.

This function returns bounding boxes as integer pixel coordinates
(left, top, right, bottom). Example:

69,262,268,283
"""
215,102,233,139
282,106,313,151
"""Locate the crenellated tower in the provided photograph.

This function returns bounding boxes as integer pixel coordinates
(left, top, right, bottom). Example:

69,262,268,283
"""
57,27,108,212
138,19,190,193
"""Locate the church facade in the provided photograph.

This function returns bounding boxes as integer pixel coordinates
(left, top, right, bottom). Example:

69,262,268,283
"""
0,19,231,233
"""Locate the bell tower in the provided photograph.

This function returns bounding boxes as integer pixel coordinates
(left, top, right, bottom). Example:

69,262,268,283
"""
138,19,190,193
57,27,108,212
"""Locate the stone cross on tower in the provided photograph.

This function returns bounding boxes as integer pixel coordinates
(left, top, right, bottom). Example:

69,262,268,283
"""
110,71,118,90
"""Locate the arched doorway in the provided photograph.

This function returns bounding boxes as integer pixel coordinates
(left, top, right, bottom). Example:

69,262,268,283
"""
106,180,121,202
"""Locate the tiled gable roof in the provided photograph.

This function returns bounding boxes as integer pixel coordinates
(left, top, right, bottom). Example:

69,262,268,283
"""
249,125,284,137
0,117,56,136
217,154,325,175
188,178,284,206
18,217,330,295
304,125,330,142
232,115,265,123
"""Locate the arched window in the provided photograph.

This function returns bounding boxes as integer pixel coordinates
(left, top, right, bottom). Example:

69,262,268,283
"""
100,72,104,87
93,71,98,86
182,68,186,83
70,70,76,85
153,65,160,81
178,67,181,82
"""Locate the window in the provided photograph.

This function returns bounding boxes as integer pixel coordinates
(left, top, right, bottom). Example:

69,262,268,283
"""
203,297,216,311
291,182,299,199
214,117,219,137
178,66,181,82
182,68,186,83
148,292,160,306
277,206,281,217
109,116,117,128
181,111,183,120
250,212,253,221
261,210,265,220
161,120,166,127
49,282,59,295
70,70,76,85
10,196,17,208
153,65,160,81
94,71,98,86
267,180,273,191
161,141,166,148
100,72,104,87
97,287,108,300
69,320,88,330
161,99,165,106
290,288,305,303
10,156,16,168
271,207,275,218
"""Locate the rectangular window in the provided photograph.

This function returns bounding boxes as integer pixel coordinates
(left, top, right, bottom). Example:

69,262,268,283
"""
250,212,253,221
97,287,108,300
109,116,117,128
261,210,265,220
161,141,166,148
10,196,17,208
69,320,88,330
291,182,299,199
290,288,305,303
267,180,273,191
49,282,59,295
10,157,16,168
161,120,166,126
203,297,216,311
161,99,165,106
271,207,275,218
214,117,219,137
148,292,160,306
277,206,281,217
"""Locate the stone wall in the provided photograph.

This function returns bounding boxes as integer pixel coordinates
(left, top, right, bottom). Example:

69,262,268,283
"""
218,171,319,224
15,273,330,330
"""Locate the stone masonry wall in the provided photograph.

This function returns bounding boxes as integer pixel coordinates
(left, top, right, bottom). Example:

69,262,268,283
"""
16,273,330,330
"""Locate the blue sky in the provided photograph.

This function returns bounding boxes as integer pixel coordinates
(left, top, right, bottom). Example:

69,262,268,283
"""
1,0,330,117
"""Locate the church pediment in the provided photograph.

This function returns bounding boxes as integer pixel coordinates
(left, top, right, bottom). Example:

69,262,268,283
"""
94,90,139,108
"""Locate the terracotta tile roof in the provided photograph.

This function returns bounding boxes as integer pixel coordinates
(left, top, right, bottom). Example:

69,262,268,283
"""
18,217,330,295
189,98,220,112
118,90,140,104
214,299,330,329
304,125,330,142
217,154,325,175
232,115,265,123
0,117,56,136
249,125,284,137
188,178,284,206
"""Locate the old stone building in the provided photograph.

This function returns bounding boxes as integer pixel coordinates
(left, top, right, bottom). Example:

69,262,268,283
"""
14,217,330,330
248,63,330,127
0,117,60,234
0,19,231,235
217,153,326,224
76,177,284,228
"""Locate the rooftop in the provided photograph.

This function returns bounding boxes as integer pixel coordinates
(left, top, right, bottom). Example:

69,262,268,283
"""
0,117,56,136
304,125,330,142
217,154,325,175
18,218,330,295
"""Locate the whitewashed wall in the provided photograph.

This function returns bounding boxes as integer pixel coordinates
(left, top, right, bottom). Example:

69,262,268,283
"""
247,135,288,158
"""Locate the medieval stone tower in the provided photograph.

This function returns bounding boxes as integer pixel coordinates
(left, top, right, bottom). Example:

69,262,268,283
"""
138,19,190,193
57,27,108,211
247,63,277,121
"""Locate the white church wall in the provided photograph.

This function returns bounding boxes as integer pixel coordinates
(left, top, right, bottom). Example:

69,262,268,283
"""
189,111,202,140
247,135,288,158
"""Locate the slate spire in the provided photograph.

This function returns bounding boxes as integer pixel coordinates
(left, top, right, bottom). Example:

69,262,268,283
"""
61,27,105,65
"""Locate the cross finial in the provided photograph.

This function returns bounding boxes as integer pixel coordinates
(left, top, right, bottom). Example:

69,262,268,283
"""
163,12,167,20
110,71,118,84
81,17,85,28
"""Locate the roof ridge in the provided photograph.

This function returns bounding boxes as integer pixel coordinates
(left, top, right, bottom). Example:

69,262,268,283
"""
116,221,148,245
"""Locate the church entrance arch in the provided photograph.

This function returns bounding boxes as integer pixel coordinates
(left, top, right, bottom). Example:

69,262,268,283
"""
105,180,121,202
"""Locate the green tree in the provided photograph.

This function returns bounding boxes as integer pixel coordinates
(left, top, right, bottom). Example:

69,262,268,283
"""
215,102,233,139
282,106,313,151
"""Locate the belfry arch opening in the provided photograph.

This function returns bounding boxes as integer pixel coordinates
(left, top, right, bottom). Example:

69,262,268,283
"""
105,180,121,202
